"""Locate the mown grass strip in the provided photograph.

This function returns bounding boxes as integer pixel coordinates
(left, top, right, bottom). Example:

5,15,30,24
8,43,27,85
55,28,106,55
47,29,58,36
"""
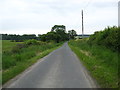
68,41,118,88
2,43,62,84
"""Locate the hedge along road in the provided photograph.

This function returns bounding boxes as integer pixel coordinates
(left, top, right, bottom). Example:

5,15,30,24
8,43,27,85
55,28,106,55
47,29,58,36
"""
3,42,98,88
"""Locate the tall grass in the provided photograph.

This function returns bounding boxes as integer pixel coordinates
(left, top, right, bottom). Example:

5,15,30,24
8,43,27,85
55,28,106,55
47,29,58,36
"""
68,40,118,88
2,40,63,84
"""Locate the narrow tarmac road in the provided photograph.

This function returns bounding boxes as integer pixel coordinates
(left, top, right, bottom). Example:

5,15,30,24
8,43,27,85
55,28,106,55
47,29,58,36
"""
4,43,97,88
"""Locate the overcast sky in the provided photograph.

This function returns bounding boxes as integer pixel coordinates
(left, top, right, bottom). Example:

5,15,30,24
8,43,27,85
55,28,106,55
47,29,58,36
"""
0,0,118,35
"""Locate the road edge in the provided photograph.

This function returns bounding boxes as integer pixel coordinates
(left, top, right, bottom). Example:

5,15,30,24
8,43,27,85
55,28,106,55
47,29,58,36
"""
2,45,63,88
68,43,100,88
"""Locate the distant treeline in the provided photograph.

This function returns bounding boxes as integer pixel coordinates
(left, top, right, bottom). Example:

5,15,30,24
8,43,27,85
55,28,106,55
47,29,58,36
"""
88,26,120,52
1,34,38,42
1,25,77,42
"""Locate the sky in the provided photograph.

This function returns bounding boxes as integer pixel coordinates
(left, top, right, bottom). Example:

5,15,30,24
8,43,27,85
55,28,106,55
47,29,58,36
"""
0,0,119,35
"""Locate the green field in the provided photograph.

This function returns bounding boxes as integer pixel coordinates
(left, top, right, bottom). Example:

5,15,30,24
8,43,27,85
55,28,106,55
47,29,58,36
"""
68,39,118,88
2,40,63,84
2,40,23,52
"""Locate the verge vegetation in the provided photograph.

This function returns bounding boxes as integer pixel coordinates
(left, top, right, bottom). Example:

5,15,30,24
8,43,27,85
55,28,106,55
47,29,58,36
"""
68,26,119,88
2,40,63,84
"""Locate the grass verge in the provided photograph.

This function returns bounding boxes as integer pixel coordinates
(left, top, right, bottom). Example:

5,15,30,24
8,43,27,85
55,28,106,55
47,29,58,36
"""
2,40,63,84
68,40,118,88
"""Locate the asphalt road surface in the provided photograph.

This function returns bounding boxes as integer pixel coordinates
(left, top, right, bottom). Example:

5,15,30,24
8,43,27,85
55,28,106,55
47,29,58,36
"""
4,42,97,88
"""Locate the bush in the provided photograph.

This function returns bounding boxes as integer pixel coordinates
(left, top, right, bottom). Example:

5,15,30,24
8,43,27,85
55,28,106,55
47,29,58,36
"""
11,43,25,53
11,46,20,53
11,39,48,54
24,39,39,45
24,39,48,46
88,26,119,52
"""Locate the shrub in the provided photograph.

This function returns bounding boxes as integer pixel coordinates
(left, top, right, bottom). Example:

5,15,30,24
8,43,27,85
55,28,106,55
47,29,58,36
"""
11,43,25,53
11,46,20,53
88,26,119,52
24,39,39,46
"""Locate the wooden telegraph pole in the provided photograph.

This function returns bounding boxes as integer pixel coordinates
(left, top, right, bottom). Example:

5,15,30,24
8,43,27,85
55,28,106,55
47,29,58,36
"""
82,10,84,38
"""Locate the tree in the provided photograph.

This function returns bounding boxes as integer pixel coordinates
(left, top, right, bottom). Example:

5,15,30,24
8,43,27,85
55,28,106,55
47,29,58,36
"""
68,30,77,39
39,34,47,42
1,25,70,43
51,25,66,32
51,25,69,42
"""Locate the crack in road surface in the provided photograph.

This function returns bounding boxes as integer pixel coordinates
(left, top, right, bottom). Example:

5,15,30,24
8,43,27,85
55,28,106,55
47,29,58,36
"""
3,42,98,88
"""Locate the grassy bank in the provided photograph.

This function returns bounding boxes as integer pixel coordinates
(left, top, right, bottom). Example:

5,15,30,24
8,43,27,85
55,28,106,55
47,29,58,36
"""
68,39,118,88
2,40,63,84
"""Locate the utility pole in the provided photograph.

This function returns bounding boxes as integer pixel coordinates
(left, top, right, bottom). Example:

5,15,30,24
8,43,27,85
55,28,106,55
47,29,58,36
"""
82,10,84,38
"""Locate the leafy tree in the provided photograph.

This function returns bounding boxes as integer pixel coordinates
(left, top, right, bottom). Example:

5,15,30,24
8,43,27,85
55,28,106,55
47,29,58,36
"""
39,34,47,42
51,25,69,41
1,25,69,43
68,30,77,39
51,25,66,32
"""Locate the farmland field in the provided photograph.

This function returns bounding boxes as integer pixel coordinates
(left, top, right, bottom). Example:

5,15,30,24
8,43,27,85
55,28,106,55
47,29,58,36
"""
2,40,23,52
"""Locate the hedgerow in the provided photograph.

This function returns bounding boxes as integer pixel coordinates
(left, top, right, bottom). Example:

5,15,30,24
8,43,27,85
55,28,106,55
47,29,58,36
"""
88,26,120,52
